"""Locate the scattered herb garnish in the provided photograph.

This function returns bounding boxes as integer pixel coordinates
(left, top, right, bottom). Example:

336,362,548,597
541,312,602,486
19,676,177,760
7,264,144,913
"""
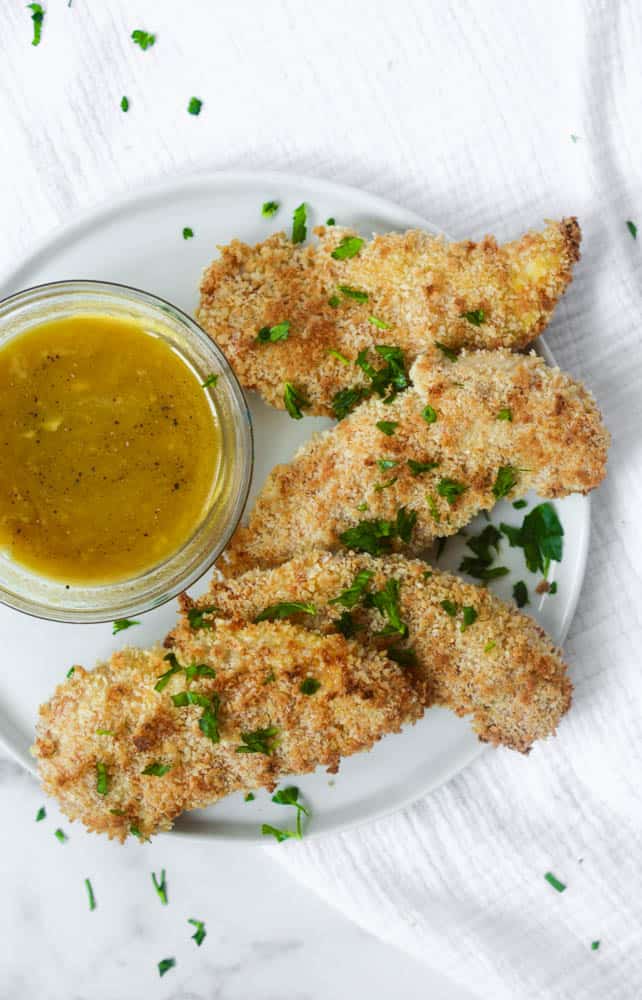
27,4,45,46
461,309,486,326
513,581,529,608
441,599,458,617
236,726,280,755
182,226,194,239
376,420,398,436
501,502,563,576
255,601,316,622
368,316,391,329
112,618,139,635
263,669,276,684
188,918,206,946
187,605,218,630
130,825,142,839
262,201,279,218
199,696,221,743
331,385,369,419
493,465,519,500
292,203,307,243
120,96,129,112
387,646,418,667
171,690,209,708
96,762,109,796
484,640,496,653
54,828,67,843
422,405,437,424
549,581,558,595
437,477,467,505
331,236,364,260
142,761,172,777
435,341,458,362
271,786,309,838
326,217,335,226
84,878,96,911
427,494,440,522
331,344,410,419
374,476,398,491
338,285,368,302
201,373,218,388
36,806,46,822
513,499,528,509
96,729,114,736
187,97,203,116
327,348,349,364
66,666,75,678
408,458,438,476
262,823,297,843
459,524,509,581
461,605,478,631
340,510,413,556
396,506,417,543
284,382,309,419
335,610,359,637
244,792,255,802
544,871,566,893
328,294,340,308
154,652,183,692
257,320,290,343
591,940,600,951
329,569,374,608
377,458,398,472
372,578,408,638
626,220,637,240
131,29,155,50
152,869,168,905
158,958,175,977
300,677,321,695
497,408,512,421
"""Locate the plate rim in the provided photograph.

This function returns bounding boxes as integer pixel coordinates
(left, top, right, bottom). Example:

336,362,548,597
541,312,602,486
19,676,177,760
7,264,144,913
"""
0,169,590,843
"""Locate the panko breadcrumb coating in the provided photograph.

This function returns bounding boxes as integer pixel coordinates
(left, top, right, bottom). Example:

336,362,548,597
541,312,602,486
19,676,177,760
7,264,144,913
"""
197,219,581,416
219,348,609,576
172,550,572,753
32,621,421,841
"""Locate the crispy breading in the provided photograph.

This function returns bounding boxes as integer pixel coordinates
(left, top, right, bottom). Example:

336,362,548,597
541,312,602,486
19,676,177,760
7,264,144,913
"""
219,348,609,576
197,219,581,416
32,622,421,841
172,551,572,753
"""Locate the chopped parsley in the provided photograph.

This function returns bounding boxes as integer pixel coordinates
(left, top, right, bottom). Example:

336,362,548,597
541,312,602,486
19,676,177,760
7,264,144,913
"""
435,341,458,362
236,725,280,755
331,236,364,259
626,220,637,240
591,940,600,951
332,386,369,420
427,494,440,522
54,828,67,843
244,792,255,802
327,348,349,364
368,316,391,329
142,761,172,777
187,97,203,116
120,96,129,113
340,509,413,556
544,871,566,893
262,823,297,843
422,405,437,424
335,610,360,638
492,465,519,499
356,501,368,511
338,285,368,302
329,569,374,608
408,458,438,476
189,918,207,947
376,420,398,436
96,729,113,736
271,785,309,838
255,601,316,622
187,605,218,630
458,524,509,581
201,373,218,388
66,666,75,678
112,618,139,635
152,869,168,905
262,201,279,218
331,344,410,419
154,652,183,692
500,502,563,576
182,226,194,239
326,217,335,225
497,408,512,421
36,806,46,822
158,958,175,977
461,605,478,631
171,690,210,708
461,309,486,326
329,295,341,308
377,458,398,471
372,578,408,638
28,4,44,46
374,476,398,491
284,382,309,419
484,640,496,653
513,581,529,608
387,646,418,667
292,203,307,243
131,29,155,50
84,878,96,911
198,697,220,743
300,677,321,695
513,499,528,509
441,599,458,617
549,581,558,595
257,320,290,343
396,506,417,543
96,762,109,796
184,661,216,681
437,477,467,505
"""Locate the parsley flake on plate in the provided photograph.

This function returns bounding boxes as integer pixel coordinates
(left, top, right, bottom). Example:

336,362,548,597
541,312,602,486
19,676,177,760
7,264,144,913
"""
591,940,600,951
189,918,207,946
408,458,438,476
36,806,46,821
372,578,408,638
368,316,391,329
435,341,458,362
387,646,418,667
328,295,341,308
484,640,496,653
152,869,168,905
626,220,637,239
377,458,398,472
329,568,374,608
187,97,203,116
461,309,486,326
27,4,44,46
182,226,194,239
236,725,280,755
460,605,478,631
96,762,109,796
292,203,307,244
120,96,129,113
493,464,519,499
458,524,509,581
255,601,316,622
396,506,417,543
331,236,364,260
66,666,75,678
544,871,566,893
244,792,255,802
131,29,155,50
327,348,349,364
441,599,458,617
549,581,558,595
158,958,175,977
154,652,183,692
335,610,361,638
257,320,290,343
501,502,563,576
374,476,398,491
54,828,67,844
96,728,113,736
513,499,528,509
339,517,395,556
112,618,139,635
187,605,218,630
326,217,336,226
513,580,529,608
376,420,398,436
142,761,172,777
338,285,368,302
262,201,279,218
422,405,437,424
284,382,309,419
427,494,440,522
271,785,310,839
300,677,321,695
497,407,512,421
437,477,467,505
201,373,218,388
84,878,96,911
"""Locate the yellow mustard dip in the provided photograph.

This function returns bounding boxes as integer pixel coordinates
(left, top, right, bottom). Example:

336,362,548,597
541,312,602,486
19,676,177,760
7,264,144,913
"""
0,314,219,584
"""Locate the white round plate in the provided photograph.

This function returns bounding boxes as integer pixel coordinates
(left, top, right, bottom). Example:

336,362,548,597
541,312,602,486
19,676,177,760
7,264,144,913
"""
0,171,589,841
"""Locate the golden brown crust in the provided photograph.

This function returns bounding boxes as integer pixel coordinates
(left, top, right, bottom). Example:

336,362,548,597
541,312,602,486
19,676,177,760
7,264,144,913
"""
197,219,581,416
171,551,572,754
219,348,609,576
32,622,421,840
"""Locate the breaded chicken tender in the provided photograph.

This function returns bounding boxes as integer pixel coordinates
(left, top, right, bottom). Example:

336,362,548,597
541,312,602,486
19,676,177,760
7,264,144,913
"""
219,349,609,576
172,551,572,753
197,219,581,416
32,622,421,840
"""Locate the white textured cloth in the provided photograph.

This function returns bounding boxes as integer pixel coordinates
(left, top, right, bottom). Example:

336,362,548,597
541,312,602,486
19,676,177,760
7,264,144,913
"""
1,1,641,997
